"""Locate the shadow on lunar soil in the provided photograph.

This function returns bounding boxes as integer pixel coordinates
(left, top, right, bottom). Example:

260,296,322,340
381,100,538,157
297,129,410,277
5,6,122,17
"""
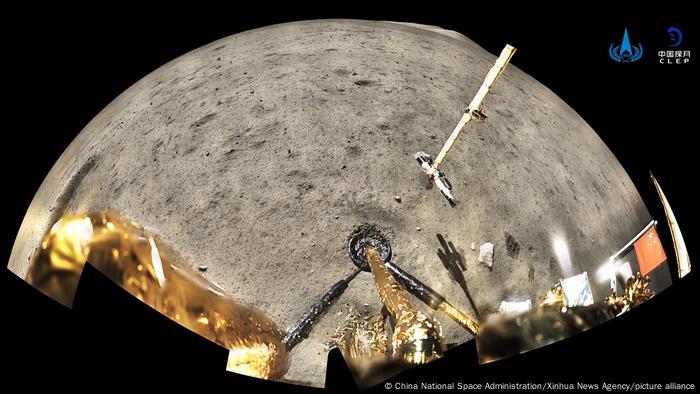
436,233,480,317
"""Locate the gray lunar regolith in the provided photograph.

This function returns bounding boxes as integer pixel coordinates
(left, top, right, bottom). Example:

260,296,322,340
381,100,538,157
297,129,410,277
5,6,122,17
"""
8,20,650,387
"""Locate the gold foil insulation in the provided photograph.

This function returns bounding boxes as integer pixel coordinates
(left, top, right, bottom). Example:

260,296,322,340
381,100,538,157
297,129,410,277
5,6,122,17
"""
479,272,654,363
327,306,388,361
476,303,616,364
326,306,409,390
365,246,445,364
26,211,289,380
604,273,654,315
537,282,566,309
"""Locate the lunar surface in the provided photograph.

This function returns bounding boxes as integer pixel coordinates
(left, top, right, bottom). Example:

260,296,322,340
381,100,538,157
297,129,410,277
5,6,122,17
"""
9,20,650,387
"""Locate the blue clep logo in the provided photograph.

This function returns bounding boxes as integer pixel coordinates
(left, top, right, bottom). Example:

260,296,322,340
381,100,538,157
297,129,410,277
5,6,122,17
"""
667,27,683,47
609,27,643,63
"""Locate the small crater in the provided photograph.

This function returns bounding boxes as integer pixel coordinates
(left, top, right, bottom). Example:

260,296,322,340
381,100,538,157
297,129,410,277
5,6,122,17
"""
251,139,266,148
190,113,217,129
345,145,361,158
112,182,125,198
504,232,520,258
49,156,99,227
183,145,197,155
495,108,514,119
354,80,374,87
297,183,314,193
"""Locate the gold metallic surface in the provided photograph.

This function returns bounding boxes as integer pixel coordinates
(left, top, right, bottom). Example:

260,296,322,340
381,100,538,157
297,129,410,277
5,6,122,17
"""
479,271,653,363
651,173,691,278
476,303,616,364
625,273,654,304
365,246,445,364
325,307,396,388
604,272,654,316
328,306,388,360
537,282,566,309
438,301,479,335
26,211,289,380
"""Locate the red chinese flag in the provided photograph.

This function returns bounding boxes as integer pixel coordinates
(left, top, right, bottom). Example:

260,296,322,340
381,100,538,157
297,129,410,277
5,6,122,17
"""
634,226,667,276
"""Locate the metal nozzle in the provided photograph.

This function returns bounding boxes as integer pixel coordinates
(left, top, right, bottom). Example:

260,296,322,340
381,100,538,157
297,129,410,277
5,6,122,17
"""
348,224,392,272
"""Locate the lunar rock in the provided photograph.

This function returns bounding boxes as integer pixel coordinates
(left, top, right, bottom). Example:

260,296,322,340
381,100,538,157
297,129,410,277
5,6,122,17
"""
8,20,650,387
478,242,495,269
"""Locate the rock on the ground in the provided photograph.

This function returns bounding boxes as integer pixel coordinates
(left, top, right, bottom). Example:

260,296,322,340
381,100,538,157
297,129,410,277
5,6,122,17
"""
478,242,495,269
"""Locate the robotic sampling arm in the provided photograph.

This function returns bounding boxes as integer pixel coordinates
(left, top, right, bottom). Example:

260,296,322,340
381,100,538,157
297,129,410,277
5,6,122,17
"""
417,44,516,206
